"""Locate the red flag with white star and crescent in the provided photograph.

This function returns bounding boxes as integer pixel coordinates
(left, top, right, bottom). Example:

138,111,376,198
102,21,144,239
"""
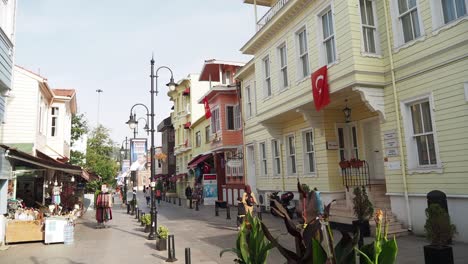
203,97,211,119
311,66,330,111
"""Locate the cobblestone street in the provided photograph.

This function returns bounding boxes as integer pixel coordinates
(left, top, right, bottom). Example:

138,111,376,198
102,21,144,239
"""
1,193,467,263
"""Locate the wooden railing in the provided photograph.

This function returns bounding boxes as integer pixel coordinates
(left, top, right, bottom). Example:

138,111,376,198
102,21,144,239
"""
339,159,370,191
256,0,291,31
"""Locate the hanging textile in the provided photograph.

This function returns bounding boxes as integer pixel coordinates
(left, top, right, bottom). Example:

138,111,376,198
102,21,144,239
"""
96,193,113,224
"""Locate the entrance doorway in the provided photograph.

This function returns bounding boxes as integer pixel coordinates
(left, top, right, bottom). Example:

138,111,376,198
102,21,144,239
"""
362,118,385,182
246,145,256,192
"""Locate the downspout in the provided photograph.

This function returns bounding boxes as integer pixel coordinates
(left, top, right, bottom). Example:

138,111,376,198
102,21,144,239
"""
280,141,286,191
383,0,412,231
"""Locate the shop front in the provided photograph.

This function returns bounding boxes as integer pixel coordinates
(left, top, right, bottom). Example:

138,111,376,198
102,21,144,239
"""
0,145,85,244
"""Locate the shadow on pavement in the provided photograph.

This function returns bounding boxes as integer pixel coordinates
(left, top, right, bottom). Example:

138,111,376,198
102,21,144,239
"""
30,256,86,264
151,253,168,261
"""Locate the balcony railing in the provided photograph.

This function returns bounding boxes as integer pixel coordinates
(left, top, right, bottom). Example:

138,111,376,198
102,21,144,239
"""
256,0,290,31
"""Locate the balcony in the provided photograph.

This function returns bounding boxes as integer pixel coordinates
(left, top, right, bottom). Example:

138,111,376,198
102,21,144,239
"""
256,0,291,32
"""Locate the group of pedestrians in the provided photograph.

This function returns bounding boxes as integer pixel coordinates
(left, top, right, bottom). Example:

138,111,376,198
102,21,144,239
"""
143,186,162,206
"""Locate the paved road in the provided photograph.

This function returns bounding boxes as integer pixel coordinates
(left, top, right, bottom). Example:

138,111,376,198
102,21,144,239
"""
1,192,467,263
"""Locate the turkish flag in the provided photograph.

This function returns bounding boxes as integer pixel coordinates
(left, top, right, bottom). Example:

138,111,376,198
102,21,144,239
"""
311,66,330,111
203,97,211,119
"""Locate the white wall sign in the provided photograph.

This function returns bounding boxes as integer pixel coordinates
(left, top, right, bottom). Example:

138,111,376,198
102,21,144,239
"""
384,139,399,148
383,130,397,140
386,161,401,170
227,159,242,168
326,141,339,150
385,148,399,157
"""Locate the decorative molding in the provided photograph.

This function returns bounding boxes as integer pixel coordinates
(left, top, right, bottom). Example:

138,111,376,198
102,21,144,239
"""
295,108,324,135
352,87,385,121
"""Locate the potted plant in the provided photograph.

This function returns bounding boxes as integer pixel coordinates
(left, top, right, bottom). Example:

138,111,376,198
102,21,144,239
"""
156,225,169,251
423,203,456,264
140,213,146,226
142,214,151,233
352,186,373,238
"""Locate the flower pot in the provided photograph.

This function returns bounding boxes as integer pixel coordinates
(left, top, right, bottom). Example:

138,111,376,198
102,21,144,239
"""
144,225,150,233
352,220,370,237
423,245,454,264
156,237,167,251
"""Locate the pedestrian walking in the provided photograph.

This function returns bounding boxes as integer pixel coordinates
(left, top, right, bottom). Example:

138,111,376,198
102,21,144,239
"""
236,197,246,230
241,185,257,219
155,189,162,205
145,187,151,206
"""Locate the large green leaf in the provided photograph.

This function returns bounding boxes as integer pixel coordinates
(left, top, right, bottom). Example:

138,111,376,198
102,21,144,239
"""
312,239,327,264
239,224,250,263
357,242,374,264
301,219,321,261
377,238,398,264
335,230,357,264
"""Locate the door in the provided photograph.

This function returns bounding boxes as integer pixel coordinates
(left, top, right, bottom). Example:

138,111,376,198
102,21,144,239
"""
362,118,385,180
246,145,257,193
337,123,359,161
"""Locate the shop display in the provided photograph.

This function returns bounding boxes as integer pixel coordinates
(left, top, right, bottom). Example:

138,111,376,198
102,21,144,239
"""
95,189,113,228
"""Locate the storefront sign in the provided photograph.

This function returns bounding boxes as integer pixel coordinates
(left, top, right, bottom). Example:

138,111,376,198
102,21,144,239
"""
383,130,397,140
384,139,399,148
385,148,399,157
326,141,339,150
227,159,242,168
203,174,217,205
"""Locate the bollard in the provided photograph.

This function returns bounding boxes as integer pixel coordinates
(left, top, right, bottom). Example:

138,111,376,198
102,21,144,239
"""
141,213,145,226
127,203,131,214
137,209,141,222
195,200,199,211
189,198,193,209
166,235,177,262
178,197,181,206
173,197,176,205
131,202,135,215
226,205,231,220
135,208,139,219
215,204,219,216
185,248,191,264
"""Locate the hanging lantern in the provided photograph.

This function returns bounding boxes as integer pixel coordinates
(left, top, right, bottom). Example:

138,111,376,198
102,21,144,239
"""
71,176,75,182
54,179,58,186
343,99,352,123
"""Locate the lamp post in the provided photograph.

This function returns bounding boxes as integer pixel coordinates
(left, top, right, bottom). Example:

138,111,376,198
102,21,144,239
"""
132,117,150,138
120,137,129,204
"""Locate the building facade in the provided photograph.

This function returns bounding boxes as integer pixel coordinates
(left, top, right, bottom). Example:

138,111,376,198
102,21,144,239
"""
237,0,468,241
158,116,175,179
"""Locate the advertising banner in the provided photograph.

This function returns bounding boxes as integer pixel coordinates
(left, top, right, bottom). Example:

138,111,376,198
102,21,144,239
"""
202,174,217,205
130,138,148,171
121,159,130,172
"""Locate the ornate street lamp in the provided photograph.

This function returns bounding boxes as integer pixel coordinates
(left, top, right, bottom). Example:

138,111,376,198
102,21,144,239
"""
120,137,129,204
125,57,176,240
343,99,352,123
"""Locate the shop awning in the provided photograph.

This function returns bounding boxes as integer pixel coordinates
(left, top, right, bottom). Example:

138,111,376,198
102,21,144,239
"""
187,154,211,169
1,144,82,176
184,122,191,129
182,87,190,96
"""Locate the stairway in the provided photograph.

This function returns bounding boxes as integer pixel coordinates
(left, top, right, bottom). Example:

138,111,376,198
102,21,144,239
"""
329,184,408,237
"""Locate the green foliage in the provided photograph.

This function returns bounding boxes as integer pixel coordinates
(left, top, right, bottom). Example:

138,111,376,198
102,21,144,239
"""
424,204,456,246
355,210,398,264
157,225,169,239
156,180,163,191
71,113,88,146
220,213,274,264
85,125,118,188
142,214,151,226
70,150,86,167
353,186,374,221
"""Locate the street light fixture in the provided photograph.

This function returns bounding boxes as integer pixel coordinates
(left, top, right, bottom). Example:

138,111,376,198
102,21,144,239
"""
146,55,176,240
121,137,129,204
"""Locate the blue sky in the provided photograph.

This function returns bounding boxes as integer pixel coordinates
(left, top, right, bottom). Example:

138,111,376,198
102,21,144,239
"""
15,0,264,146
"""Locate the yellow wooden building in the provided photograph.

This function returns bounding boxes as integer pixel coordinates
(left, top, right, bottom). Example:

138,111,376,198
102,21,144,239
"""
236,0,468,241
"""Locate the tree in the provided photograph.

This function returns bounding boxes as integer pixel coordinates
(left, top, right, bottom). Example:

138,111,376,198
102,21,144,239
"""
70,113,88,166
85,125,119,189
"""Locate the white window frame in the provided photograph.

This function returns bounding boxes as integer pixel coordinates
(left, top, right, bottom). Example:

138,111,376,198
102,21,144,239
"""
277,42,289,90
210,107,220,134
50,107,59,137
195,131,201,147
390,0,425,48
245,84,253,118
234,104,241,130
318,6,338,65
302,129,316,175
225,104,241,130
358,0,381,55
263,55,272,98
259,142,268,177
295,26,310,80
336,123,359,161
401,93,442,173
285,134,297,176
205,125,210,143
271,139,281,177
430,0,468,31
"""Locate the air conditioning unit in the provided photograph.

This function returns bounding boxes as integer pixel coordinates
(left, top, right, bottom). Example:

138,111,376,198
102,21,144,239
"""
263,192,271,212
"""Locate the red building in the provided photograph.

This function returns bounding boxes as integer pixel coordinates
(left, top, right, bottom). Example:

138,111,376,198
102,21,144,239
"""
198,60,245,205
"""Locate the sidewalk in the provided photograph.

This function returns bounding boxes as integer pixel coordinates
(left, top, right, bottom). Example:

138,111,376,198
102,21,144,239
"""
0,192,467,263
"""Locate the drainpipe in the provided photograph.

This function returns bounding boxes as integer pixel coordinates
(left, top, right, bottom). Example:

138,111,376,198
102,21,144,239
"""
383,0,412,231
280,140,286,191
